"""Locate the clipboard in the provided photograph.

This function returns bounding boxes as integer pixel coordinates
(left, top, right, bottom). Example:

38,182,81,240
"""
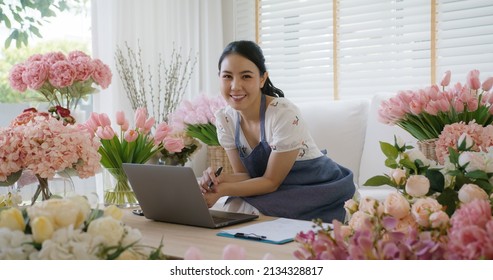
217,218,330,245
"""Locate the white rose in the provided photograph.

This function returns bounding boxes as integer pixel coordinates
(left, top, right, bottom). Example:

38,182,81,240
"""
87,216,124,247
104,205,123,220
405,175,430,197
0,228,35,260
27,199,84,229
407,149,432,166
457,133,474,150
458,184,489,203
458,152,486,172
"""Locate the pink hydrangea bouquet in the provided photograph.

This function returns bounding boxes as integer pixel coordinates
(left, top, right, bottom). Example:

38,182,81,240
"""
8,50,112,113
294,195,493,260
169,94,226,146
0,108,102,203
378,70,493,141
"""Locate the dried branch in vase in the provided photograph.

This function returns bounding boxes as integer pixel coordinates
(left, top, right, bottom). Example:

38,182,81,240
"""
115,41,197,124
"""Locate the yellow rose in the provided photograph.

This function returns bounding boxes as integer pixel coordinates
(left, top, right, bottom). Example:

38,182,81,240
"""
103,205,123,220
0,207,25,231
31,216,54,243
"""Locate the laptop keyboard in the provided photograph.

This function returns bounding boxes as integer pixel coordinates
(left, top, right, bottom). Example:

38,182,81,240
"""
212,215,235,224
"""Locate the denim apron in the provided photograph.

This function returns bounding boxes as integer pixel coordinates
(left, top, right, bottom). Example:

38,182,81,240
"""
233,94,355,222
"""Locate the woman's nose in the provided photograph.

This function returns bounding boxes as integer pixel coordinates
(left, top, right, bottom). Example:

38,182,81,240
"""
231,78,240,90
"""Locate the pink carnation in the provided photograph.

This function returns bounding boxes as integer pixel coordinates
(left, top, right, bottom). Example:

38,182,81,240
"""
21,61,49,90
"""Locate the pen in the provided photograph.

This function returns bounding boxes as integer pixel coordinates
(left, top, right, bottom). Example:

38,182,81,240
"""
234,233,267,241
208,166,223,191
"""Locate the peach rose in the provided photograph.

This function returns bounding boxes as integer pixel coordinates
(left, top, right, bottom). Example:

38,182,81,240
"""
358,197,383,216
348,211,372,231
384,192,410,219
458,184,489,203
429,210,449,229
344,199,359,216
390,168,407,185
411,197,442,227
405,175,430,197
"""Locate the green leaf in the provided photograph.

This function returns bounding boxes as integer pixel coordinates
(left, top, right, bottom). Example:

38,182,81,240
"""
400,158,416,171
465,170,490,180
363,175,393,187
426,168,445,193
29,25,42,37
437,188,458,216
380,141,398,160
384,158,398,169
474,180,493,193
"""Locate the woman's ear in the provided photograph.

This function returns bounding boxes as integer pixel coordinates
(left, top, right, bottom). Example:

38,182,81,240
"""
260,72,268,88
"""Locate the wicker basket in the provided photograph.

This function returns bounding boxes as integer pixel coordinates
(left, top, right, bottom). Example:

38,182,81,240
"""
207,146,234,174
417,138,438,162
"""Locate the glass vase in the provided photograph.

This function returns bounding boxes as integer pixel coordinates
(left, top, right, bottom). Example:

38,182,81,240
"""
102,167,138,208
15,170,75,205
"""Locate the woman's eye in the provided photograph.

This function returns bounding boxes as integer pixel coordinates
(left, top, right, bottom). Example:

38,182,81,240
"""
242,75,252,79
222,75,232,79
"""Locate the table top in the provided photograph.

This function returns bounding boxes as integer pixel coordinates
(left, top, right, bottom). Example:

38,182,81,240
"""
122,209,300,260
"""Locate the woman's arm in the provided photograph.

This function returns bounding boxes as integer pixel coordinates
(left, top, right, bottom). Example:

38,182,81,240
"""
203,149,298,207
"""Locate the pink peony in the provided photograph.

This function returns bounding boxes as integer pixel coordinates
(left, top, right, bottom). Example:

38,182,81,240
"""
49,60,76,88
8,64,27,92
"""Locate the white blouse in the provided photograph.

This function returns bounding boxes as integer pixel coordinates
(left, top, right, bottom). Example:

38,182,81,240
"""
215,97,323,161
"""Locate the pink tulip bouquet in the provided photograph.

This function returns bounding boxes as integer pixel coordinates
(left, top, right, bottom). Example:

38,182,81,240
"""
9,50,112,113
82,108,185,206
378,70,493,141
169,94,227,146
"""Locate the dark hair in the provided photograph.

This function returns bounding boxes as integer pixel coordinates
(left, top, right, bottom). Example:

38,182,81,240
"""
218,40,284,98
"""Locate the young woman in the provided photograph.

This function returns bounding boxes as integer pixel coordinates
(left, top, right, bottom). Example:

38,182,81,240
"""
199,40,355,222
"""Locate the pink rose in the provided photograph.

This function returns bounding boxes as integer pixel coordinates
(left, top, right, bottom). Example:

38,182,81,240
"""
163,137,185,153
383,192,410,219
405,175,430,197
458,184,489,204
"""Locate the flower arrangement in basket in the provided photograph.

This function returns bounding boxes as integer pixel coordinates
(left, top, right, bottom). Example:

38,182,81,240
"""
9,50,112,113
0,196,165,259
82,108,193,206
170,94,233,173
294,131,493,260
0,108,101,205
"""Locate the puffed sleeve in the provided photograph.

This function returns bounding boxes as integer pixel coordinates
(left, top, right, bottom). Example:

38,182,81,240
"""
215,107,237,150
269,100,307,153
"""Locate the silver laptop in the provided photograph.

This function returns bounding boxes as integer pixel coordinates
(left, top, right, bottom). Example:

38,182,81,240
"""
122,163,258,228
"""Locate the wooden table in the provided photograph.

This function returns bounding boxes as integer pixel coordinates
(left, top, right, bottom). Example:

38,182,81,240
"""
122,209,299,260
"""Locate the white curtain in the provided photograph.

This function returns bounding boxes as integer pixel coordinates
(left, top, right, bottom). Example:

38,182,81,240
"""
91,0,225,118
91,0,227,174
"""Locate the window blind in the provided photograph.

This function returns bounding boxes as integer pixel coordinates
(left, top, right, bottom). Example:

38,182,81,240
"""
436,0,493,80
234,0,256,41
338,0,431,98
258,0,333,98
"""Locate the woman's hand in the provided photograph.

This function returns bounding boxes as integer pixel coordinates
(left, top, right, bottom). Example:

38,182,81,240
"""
203,190,222,208
199,167,221,194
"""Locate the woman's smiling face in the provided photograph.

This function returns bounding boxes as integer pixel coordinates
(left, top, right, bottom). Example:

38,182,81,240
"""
219,53,267,112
